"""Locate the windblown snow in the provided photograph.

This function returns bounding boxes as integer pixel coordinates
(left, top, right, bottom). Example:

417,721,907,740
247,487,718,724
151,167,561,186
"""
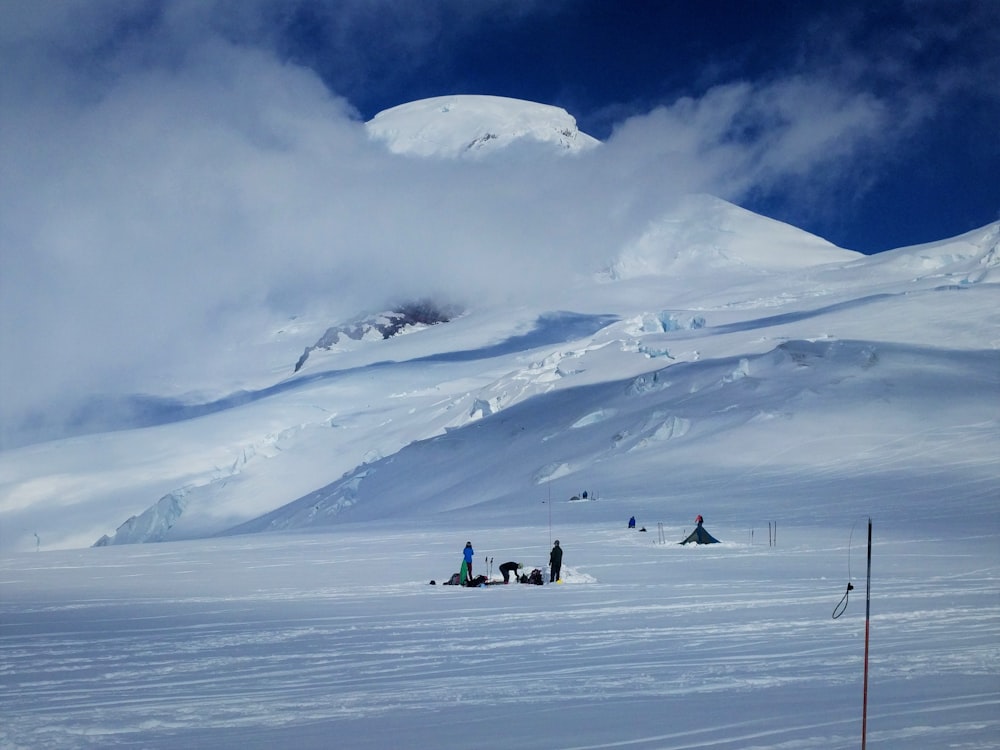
1,96,998,750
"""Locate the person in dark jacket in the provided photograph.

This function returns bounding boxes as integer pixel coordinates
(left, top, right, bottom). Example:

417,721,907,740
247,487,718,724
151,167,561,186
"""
498,561,523,583
549,540,563,582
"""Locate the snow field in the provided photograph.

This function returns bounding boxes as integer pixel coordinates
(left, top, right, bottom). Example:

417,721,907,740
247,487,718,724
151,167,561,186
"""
1,521,997,749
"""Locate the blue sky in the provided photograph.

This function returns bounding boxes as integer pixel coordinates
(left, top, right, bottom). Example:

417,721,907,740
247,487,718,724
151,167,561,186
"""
266,0,1000,254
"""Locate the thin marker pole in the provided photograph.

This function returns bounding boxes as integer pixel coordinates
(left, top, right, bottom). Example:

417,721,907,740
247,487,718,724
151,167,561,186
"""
548,483,552,549
862,517,872,750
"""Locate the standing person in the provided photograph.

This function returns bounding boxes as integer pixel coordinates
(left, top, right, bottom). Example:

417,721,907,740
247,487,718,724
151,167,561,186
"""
498,561,522,584
628,516,636,529
461,541,474,584
549,540,563,583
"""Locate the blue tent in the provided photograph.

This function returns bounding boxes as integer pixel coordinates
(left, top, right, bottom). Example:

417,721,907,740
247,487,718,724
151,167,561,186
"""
680,519,719,545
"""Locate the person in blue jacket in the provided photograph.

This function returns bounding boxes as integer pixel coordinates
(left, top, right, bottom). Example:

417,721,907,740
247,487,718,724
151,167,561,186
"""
461,541,474,583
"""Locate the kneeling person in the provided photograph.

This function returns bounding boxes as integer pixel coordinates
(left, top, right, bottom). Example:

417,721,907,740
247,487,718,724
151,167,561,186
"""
499,561,523,583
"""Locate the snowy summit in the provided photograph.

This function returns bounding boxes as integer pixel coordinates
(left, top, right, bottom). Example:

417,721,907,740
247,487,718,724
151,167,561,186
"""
366,94,600,157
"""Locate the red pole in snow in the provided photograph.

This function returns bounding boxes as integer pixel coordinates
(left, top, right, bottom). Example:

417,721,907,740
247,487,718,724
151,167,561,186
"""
862,518,872,749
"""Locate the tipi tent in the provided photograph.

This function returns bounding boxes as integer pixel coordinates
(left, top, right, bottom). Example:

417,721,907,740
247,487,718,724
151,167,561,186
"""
680,516,720,545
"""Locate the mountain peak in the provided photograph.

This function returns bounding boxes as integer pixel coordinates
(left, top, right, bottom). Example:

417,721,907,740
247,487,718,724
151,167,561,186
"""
605,194,862,280
366,95,600,158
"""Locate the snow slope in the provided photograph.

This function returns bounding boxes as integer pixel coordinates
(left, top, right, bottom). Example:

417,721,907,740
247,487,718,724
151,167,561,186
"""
0,197,998,549
0,95,998,749
0,200,996,551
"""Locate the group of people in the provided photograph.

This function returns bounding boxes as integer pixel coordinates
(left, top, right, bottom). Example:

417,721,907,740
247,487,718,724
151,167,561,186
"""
451,515,713,588
460,540,563,585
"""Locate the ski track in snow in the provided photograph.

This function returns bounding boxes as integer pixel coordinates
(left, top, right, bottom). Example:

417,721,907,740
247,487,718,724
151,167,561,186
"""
1,525,997,749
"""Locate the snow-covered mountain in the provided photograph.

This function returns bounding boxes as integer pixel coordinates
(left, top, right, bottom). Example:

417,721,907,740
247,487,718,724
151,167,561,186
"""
366,94,600,157
2,202,995,552
0,97,997,553
2,95,999,750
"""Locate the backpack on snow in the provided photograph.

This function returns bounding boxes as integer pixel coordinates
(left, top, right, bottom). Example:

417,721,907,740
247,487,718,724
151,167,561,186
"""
526,568,544,585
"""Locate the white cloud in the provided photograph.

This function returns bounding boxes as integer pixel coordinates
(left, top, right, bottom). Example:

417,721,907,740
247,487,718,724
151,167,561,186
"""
599,76,891,223
0,26,618,443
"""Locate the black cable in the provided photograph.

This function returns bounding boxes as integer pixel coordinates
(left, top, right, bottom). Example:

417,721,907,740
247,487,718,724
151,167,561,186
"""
832,521,858,619
832,581,853,619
